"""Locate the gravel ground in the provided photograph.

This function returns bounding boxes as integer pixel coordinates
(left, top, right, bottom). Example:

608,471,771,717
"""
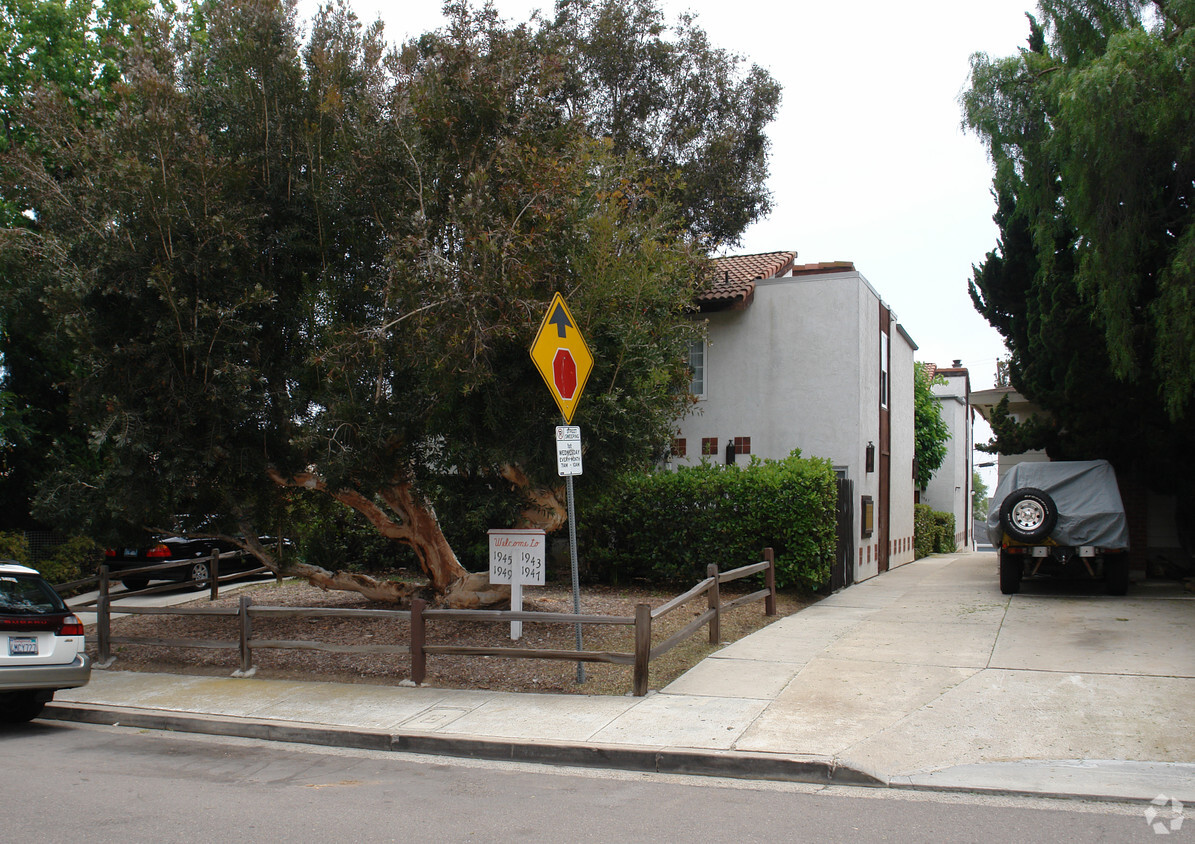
88,577,816,695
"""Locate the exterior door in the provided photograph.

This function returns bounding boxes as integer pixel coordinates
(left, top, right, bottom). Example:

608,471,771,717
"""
833,472,855,590
878,304,891,573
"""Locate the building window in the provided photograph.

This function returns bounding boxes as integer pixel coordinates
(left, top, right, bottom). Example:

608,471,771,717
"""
701,437,718,456
733,436,751,455
672,438,687,458
688,340,706,399
879,329,889,408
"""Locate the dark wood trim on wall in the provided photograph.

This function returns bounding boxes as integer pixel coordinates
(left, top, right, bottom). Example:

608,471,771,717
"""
878,302,891,573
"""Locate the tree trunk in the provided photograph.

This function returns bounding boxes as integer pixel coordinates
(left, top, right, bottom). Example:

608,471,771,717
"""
266,469,510,608
501,464,567,532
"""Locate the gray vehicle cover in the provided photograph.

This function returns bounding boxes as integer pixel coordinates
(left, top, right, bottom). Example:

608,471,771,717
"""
986,460,1129,548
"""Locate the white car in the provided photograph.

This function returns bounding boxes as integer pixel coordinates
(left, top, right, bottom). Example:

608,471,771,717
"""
0,562,91,722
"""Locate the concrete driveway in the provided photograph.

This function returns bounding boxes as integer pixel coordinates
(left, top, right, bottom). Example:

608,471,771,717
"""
673,550,1195,795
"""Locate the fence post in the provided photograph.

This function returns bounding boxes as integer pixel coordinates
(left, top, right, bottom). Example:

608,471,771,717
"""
707,563,721,645
209,549,220,601
238,595,252,673
97,564,111,664
410,598,426,686
633,603,651,696
763,547,776,616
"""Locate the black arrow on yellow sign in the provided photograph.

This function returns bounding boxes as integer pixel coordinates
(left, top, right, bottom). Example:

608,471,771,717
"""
549,303,573,338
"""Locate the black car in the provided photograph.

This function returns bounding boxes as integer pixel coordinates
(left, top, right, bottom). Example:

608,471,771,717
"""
103,536,263,590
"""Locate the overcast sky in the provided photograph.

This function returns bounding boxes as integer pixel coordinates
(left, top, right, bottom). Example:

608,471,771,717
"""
297,0,1038,478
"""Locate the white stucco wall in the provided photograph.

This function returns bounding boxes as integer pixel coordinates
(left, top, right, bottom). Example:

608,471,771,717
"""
673,267,918,584
921,372,973,549
677,273,864,467
888,326,917,569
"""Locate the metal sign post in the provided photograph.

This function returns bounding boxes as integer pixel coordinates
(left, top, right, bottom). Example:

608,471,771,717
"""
565,471,583,683
530,294,592,684
557,424,584,683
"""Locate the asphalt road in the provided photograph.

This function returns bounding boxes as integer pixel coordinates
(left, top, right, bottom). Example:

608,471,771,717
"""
2,721,1171,843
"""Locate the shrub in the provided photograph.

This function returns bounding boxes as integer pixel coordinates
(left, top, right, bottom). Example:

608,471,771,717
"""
35,536,102,585
914,505,956,558
0,532,30,564
913,504,936,559
933,511,957,553
580,451,836,589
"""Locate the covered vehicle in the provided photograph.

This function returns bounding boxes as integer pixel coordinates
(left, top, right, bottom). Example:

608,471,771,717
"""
987,460,1130,595
1,563,91,722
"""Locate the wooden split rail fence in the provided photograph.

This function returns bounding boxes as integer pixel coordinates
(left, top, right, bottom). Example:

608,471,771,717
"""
58,549,273,607
77,549,778,696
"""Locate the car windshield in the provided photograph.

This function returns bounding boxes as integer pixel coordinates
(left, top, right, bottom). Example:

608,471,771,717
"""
0,574,68,614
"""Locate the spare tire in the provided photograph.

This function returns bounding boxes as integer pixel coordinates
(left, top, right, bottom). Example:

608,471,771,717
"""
999,487,1058,543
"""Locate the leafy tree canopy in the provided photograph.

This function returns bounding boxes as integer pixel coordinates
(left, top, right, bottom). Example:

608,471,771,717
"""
546,0,781,246
972,469,989,520
963,0,1195,491
0,0,781,601
913,362,949,490
0,0,150,528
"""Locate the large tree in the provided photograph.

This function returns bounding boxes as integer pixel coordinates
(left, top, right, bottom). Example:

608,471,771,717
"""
545,0,780,246
0,0,147,528
963,1,1195,493
1,0,774,605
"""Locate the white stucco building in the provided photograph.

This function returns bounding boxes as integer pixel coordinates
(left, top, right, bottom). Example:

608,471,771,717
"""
919,362,974,549
671,253,918,584
969,387,1050,487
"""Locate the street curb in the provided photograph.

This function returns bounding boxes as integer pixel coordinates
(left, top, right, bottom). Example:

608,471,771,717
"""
43,702,883,787
43,703,1179,804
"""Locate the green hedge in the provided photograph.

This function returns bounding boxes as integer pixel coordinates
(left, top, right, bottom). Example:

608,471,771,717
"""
0,532,101,584
913,504,956,558
0,532,30,564
579,452,836,589
933,511,957,554
39,536,102,584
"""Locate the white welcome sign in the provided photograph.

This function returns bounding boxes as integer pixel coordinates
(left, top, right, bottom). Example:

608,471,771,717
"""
488,529,546,640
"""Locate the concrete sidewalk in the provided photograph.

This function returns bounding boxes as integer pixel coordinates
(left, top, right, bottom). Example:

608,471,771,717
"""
49,551,1195,803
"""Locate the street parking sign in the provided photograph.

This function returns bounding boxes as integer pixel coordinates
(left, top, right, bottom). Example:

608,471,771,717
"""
530,293,593,424
556,425,582,476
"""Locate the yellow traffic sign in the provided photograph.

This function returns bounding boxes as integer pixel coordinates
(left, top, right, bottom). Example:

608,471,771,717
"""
530,292,594,424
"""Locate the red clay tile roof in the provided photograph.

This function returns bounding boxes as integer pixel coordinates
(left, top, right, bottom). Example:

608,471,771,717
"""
922,362,969,379
699,251,797,309
791,261,856,276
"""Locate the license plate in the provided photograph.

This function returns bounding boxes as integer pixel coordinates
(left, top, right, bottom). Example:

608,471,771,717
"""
8,636,37,656
123,548,139,557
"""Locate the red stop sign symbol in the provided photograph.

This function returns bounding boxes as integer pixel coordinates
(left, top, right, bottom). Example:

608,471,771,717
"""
553,349,578,399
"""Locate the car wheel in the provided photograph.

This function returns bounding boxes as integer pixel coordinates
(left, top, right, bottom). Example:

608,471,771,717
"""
999,550,1022,595
188,561,211,590
999,487,1058,544
1105,556,1130,596
1,691,48,723
120,577,149,591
